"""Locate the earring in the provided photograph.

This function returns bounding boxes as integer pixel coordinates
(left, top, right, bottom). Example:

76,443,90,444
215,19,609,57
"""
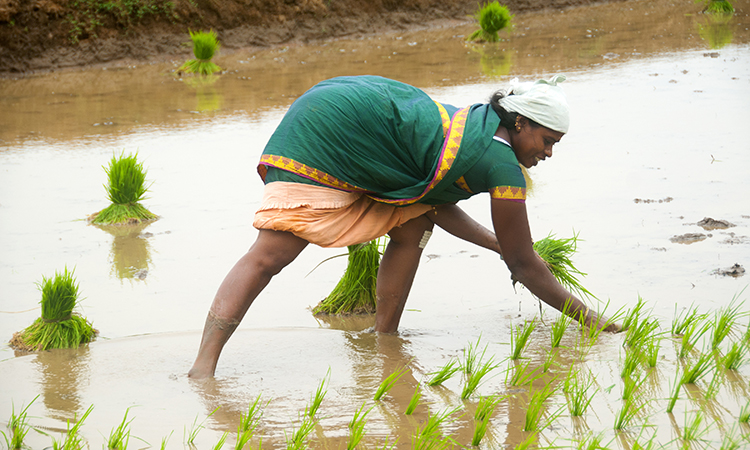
515,118,521,132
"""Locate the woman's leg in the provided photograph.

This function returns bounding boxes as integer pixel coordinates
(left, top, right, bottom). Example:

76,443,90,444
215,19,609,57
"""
188,229,308,378
374,215,434,333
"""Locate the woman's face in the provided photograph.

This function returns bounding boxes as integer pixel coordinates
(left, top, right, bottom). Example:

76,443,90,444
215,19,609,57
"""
511,117,565,169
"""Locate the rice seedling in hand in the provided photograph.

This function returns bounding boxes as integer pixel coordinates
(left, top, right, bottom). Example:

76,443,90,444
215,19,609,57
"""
510,318,536,360
529,232,597,301
1,396,37,450
348,402,372,450
524,383,556,432
285,416,317,450
467,1,513,43
405,386,422,415
313,239,384,315
426,358,461,386
721,342,747,370
567,370,597,416
180,30,222,75
10,268,96,351
551,299,575,348
107,407,134,450
461,354,499,399
412,407,460,450
90,152,157,225
374,364,410,401
710,296,745,350
307,369,330,417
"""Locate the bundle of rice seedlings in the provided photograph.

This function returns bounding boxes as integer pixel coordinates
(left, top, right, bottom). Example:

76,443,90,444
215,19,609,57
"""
180,30,222,75
89,152,157,225
313,239,385,315
10,268,96,351
468,1,514,43
526,232,596,301
703,0,735,14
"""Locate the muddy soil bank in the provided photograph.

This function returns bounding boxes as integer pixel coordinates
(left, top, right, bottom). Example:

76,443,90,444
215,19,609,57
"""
0,0,625,75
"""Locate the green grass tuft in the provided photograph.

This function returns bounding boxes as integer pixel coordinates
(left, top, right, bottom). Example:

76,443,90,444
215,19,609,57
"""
90,152,157,225
567,369,597,417
313,239,385,315
52,405,94,450
181,30,222,75
721,342,747,370
468,1,513,43
10,268,96,351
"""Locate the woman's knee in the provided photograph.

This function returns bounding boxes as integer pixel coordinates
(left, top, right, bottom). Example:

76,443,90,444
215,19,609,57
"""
246,230,307,276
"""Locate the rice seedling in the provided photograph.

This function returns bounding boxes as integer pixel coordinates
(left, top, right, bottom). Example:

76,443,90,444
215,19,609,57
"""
52,405,94,450
578,299,622,347
159,431,173,450
374,364,410,401
505,359,541,387
630,429,659,450
510,318,536,360
530,232,597,301
621,346,643,380
89,152,157,225
212,432,229,450
551,299,575,348
462,336,484,375
666,369,683,414
307,369,329,417
235,427,254,450
348,402,372,450
285,415,317,450
467,1,513,43
405,386,421,415
681,410,710,446
567,369,597,417
412,407,460,450
622,297,648,332
722,342,748,370
185,407,219,446
239,394,266,433
739,401,750,423
10,268,96,351
678,319,711,358
107,407,134,450
644,337,661,368
471,413,491,446
682,352,713,384
613,393,646,430
426,358,461,386
474,395,502,422
574,432,607,450
313,239,385,315
704,366,724,400
672,303,706,336
180,30,222,75
461,354,499,399
515,432,538,450
720,426,741,450
704,0,735,14
524,383,556,432
624,316,661,349
1,396,37,450
542,347,558,373
621,375,645,401
710,296,745,350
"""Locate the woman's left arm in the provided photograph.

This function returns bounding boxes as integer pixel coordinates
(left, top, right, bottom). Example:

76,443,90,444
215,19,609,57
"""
426,204,503,255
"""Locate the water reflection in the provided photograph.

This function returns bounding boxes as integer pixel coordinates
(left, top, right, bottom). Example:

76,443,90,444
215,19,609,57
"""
470,45,513,79
696,13,735,49
91,223,153,280
182,74,224,112
32,346,90,423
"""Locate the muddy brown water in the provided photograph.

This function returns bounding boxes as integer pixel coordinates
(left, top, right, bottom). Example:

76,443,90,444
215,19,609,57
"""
1,0,749,448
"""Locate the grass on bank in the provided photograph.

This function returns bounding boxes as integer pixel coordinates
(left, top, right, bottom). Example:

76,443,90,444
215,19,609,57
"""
10,268,97,351
89,152,157,225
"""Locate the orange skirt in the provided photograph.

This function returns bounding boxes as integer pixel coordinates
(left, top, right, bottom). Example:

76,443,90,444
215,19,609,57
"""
253,182,432,248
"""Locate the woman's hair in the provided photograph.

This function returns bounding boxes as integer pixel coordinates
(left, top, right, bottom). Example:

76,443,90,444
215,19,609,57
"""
489,90,541,129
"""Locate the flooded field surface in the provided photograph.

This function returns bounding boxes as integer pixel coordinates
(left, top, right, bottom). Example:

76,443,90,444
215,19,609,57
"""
1,0,749,448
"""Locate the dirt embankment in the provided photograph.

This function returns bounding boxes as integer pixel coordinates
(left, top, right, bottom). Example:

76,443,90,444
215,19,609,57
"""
0,0,616,75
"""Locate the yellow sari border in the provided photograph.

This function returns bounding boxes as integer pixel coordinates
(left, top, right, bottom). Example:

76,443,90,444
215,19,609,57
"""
259,154,368,192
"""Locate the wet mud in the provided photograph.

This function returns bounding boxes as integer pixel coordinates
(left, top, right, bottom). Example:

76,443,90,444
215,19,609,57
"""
1,0,750,448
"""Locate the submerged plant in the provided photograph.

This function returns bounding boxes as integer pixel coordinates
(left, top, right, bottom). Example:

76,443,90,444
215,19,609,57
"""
180,30,222,75
10,268,96,351
1,396,38,450
313,239,385,315
90,152,157,225
426,358,461,386
374,364,410,401
467,1,513,43
510,318,536,360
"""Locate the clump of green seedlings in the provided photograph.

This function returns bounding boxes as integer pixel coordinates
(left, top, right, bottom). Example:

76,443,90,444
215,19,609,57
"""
1,396,38,450
530,232,596,301
211,432,229,450
678,318,711,358
703,0,735,14
510,318,536,360
405,386,421,415
348,402,372,450
180,30,223,75
542,348,558,373
613,386,646,430
738,401,750,423
426,358,461,386
374,364,410,401
313,238,385,315
107,407,134,450
10,268,96,351
89,152,157,225
468,1,513,43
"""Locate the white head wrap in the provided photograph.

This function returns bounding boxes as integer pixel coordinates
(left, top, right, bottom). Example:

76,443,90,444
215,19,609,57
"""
498,74,570,133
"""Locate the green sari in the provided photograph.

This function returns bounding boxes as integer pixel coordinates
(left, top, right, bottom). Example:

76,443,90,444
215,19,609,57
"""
258,76,504,206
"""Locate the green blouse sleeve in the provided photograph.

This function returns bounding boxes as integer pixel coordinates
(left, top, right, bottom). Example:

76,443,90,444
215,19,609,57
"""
457,138,527,203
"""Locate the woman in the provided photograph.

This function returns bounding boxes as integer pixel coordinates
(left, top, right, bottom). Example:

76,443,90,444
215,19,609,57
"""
188,74,616,379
